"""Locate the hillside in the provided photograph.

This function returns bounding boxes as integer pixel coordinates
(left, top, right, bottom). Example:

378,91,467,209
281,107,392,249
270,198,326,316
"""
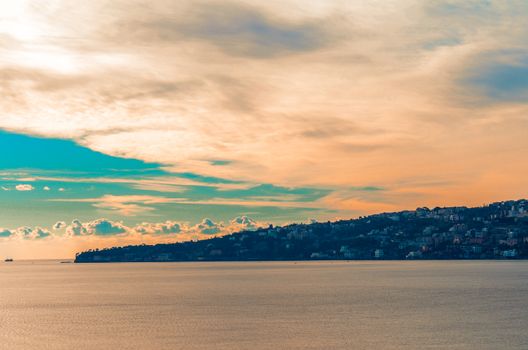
75,199,528,262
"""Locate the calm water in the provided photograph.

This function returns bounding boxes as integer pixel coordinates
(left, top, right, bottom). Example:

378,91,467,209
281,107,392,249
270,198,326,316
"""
1,261,527,349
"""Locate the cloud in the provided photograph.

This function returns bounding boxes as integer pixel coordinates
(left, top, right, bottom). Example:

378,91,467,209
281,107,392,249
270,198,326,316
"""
134,221,183,235
15,184,34,191
53,221,66,230
65,219,127,236
61,215,262,238
12,173,254,191
134,216,263,237
426,1,495,19
4,226,52,240
92,199,153,216
51,195,180,216
230,215,260,231
193,218,223,235
85,219,127,236
99,2,338,58
26,227,52,239
65,220,88,236
50,192,322,216
164,2,335,58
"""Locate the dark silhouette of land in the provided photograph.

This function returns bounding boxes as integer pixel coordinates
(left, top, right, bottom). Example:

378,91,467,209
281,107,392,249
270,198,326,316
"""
75,199,528,262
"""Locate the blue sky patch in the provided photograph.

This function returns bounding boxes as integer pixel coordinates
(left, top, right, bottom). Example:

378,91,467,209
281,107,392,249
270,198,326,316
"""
463,54,528,102
0,130,164,176
0,130,338,227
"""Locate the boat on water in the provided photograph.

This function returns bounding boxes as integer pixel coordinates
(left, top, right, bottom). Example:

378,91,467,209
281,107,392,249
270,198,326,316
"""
4,258,13,262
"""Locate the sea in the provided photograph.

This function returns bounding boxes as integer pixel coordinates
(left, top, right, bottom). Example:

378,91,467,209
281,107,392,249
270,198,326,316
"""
1,260,527,349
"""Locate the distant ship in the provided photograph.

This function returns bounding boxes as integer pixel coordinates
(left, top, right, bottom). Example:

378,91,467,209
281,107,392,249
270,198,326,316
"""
4,258,13,262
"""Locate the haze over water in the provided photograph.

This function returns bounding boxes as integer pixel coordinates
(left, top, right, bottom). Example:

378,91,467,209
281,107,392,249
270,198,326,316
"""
1,260,527,349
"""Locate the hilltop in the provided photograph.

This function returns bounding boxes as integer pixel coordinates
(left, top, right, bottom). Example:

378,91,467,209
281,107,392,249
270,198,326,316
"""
75,199,528,262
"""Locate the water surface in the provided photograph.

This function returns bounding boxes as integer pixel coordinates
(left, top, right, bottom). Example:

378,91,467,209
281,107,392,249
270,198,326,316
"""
1,261,527,349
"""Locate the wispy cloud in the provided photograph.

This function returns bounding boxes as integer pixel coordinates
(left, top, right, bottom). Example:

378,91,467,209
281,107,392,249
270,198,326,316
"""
48,193,321,215
50,195,180,216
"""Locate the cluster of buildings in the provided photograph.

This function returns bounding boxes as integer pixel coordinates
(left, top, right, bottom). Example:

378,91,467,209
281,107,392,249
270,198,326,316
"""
301,199,528,260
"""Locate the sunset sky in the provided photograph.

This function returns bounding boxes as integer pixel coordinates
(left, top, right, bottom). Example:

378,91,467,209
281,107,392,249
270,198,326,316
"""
1,0,528,258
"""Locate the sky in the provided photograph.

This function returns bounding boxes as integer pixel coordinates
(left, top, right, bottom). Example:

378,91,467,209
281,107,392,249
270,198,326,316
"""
1,0,528,258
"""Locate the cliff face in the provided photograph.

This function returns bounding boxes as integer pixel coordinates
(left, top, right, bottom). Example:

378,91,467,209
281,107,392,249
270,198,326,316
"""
75,199,528,262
